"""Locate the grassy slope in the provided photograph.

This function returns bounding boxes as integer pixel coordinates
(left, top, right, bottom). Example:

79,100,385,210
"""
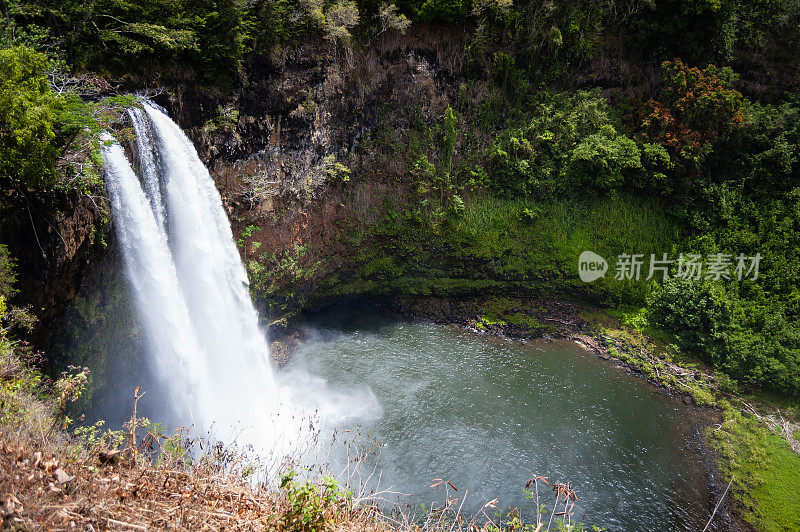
752,436,800,531
710,412,800,532
314,192,679,307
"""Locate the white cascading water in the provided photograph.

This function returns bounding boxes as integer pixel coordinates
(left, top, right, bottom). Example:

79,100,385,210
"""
100,102,283,453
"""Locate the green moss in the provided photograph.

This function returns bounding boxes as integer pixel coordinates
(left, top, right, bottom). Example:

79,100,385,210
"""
360,255,403,279
249,192,681,326
607,346,625,361
447,192,674,300
685,384,716,407
709,411,800,532
471,296,557,333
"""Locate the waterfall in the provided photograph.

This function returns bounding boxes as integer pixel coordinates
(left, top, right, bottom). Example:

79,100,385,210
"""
100,102,280,452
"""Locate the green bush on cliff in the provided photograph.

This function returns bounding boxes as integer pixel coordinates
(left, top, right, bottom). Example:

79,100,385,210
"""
565,126,643,193
0,45,137,192
639,91,800,397
647,276,800,396
485,90,648,197
415,0,466,22
244,0,300,59
0,45,61,188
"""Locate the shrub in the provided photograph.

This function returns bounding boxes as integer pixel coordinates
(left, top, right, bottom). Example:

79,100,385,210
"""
486,90,641,197
647,277,729,356
379,2,411,34
416,0,466,23
647,277,800,395
0,45,60,188
279,469,351,531
565,126,643,193
243,0,300,60
323,1,360,45
630,59,744,173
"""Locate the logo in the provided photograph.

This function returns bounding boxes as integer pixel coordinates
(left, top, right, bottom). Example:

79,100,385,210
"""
578,251,608,282
577,251,762,283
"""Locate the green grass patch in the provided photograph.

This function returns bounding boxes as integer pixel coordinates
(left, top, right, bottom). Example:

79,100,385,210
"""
366,193,684,303
684,383,716,406
474,297,557,333
454,194,679,258
709,410,800,532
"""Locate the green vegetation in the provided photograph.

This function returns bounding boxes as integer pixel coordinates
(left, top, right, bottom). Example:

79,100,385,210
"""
0,41,136,194
709,412,800,532
279,470,352,530
278,192,678,312
0,245,88,439
0,45,62,188
483,90,647,197
3,0,794,88
319,55,800,399
4,0,244,82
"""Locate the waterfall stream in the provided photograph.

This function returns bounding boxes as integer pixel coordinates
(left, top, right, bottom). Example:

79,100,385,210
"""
100,103,282,453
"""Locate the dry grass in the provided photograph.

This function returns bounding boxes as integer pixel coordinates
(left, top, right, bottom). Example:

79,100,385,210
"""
0,428,388,531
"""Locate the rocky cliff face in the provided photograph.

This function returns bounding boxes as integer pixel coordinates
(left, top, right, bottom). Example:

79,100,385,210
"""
1,187,109,337
160,31,466,213
15,34,462,347
3,28,686,334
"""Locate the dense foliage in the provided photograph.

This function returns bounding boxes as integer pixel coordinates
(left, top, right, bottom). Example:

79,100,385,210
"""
5,0,796,83
0,42,136,193
0,45,61,188
3,0,244,81
362,29,799,395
